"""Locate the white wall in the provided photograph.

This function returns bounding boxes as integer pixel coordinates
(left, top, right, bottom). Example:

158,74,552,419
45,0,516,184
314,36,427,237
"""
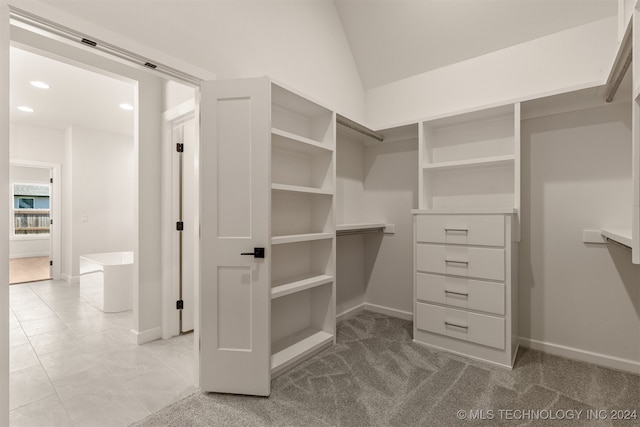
1,0,10,422
336,133,418,319
9,165,50,259
365,17,619,128
363,139,418,317
65,126,135,278
10,0,365,122
9,122,65,163
521,102,640,369
336,132,366,316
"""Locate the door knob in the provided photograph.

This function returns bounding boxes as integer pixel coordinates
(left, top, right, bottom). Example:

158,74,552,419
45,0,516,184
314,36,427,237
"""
240,247,265,259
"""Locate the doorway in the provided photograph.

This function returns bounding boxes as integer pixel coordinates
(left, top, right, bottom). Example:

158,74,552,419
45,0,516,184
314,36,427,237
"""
9,163,54,284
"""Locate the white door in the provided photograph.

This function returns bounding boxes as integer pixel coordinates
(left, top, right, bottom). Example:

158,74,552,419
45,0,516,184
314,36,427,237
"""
199,77,271,396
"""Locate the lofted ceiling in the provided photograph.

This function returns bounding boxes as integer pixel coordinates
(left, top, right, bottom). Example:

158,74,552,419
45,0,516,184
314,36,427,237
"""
334,0,618,89
10,46,135,136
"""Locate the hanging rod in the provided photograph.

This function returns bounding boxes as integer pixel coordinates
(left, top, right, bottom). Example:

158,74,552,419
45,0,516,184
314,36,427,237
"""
337,114,384,143
605,21,632,103
336,227,385,237
9,6,202,86
604,237,632,251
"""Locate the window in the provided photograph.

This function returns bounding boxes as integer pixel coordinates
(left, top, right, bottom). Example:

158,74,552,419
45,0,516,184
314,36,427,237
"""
12,183,50,236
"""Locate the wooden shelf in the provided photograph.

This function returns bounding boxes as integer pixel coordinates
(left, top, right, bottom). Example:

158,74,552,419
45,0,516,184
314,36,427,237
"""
271,274,333,299
271,328,333,375
601,228,632,248
272,128,333,153
14,210,49,215
271,183,333,196
423,155,515,171
271,232,334,245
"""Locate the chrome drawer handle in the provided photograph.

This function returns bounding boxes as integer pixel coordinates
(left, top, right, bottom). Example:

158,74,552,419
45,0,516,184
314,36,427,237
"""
444,228,468,233
445,260,468,266
444,290,469,297
445,321,468,330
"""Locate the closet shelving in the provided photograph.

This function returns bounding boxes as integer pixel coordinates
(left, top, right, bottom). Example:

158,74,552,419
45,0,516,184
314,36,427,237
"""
419,103,520,215
269,82,336,375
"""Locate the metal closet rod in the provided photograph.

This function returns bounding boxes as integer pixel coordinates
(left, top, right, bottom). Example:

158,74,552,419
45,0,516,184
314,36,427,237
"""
9,6,202,86
604,237,632,251
337,114,384,143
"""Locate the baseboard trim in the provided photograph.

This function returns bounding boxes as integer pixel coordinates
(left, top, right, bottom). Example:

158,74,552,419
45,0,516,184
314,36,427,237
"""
9,252,49,259
63,274,79,284
363,303,413,321
520,337,640,374
132,326,162,345
337,303,414,323
336,303,366,323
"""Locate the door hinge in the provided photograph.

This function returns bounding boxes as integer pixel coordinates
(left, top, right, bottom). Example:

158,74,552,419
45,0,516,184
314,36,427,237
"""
50,178,53,184
176,221,184,231
176,300,184,310
49,260,53,266
50,219,53,225
176,143,184,153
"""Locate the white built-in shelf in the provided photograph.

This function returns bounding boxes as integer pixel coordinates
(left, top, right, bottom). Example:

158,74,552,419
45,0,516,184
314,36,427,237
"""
601,228,633,248
422,154,515,171
271,329,333,375
271,232,334,245
271,183,333,196
272,128,333,153
271,274,334,299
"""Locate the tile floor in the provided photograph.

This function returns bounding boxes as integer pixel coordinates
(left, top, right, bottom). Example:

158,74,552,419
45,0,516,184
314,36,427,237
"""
9,279,197,426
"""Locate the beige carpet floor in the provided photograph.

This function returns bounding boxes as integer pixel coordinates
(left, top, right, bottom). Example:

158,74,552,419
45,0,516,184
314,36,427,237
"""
132,311,640,426
10,256,51,284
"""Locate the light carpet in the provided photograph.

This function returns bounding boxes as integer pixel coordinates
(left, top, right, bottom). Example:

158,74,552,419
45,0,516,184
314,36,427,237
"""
132,311,639,426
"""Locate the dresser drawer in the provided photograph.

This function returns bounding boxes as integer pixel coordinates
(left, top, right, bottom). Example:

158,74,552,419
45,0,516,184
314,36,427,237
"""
416,215,504,247
416,244,504,281
415,302,505,350
416,273,505,315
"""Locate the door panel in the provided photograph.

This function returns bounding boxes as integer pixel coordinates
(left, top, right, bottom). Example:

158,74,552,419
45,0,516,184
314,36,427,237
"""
199,77,270,396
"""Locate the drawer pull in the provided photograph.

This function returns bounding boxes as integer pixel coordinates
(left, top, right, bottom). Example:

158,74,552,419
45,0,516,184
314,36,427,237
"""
445,259,469,266
444,321,469,330
444,290,469,297
444,228,468,233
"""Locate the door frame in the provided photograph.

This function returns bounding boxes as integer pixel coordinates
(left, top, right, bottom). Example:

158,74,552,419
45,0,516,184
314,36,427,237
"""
161,99,198,339
8,159,61,280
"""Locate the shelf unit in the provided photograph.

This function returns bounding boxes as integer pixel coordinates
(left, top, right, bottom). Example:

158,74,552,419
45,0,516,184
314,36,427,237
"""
269,82,336,376
419,103,520,218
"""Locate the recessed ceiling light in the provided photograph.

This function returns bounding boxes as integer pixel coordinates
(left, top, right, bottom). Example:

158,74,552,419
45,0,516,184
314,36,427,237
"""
30,81,50,89
17,106,34,113
119,103,134,111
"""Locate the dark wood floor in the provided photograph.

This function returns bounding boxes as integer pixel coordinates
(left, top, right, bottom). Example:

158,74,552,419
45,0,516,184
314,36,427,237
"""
10,256,51,284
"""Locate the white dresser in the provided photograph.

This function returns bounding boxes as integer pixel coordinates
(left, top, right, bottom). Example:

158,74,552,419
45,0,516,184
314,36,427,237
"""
413,211,518,368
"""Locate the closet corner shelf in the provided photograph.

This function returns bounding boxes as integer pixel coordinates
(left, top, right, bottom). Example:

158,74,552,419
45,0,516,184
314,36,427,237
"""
336,222,387,236
271,183,334,196
271,274,334,299
271,127,333,152
422,154,515,171
601,228,632,248
271,232,334,245
271,329,333,375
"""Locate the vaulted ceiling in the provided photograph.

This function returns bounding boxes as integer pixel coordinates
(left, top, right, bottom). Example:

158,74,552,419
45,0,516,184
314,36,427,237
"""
334,0,617,89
